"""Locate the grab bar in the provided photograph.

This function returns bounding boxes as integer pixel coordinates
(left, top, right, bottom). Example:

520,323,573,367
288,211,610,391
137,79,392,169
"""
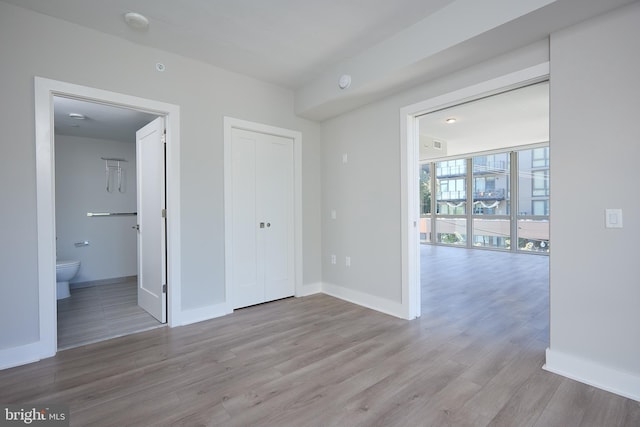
87,212,137,217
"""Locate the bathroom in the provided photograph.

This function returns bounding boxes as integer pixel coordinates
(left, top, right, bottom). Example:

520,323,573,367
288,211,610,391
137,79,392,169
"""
53,96,162,349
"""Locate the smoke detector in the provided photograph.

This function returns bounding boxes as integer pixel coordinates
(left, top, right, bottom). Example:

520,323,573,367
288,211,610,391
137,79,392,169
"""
124,12,149,31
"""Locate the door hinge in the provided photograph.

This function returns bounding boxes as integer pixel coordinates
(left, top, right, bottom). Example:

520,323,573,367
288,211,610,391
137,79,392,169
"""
162,284,167,293
161,130,167,144
162,208,166,218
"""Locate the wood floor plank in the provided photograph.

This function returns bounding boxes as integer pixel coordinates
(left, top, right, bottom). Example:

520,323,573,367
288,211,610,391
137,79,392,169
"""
57,278,162,350
1,245,639,426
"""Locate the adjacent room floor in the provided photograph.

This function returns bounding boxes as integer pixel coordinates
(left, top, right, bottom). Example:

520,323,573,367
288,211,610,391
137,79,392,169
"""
57,277,164,349
2,247,638,426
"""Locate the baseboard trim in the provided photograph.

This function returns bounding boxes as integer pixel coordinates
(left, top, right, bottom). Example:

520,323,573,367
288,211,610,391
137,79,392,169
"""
298,282,322,296
0,341,49,371
71,275,137,289
179,302,231,327
322,282,405,319
544,348,640,401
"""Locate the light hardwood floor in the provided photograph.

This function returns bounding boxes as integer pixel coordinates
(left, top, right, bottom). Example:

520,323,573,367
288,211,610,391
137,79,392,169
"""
57,278,163,349
1,246,638,426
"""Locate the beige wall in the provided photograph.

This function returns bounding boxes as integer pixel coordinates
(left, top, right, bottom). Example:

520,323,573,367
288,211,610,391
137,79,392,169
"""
0,2,321,350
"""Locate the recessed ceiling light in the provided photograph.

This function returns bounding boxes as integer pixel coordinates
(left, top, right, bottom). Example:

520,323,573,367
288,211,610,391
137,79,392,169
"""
68,113,85,120
124,12,149,31
445,117,457,124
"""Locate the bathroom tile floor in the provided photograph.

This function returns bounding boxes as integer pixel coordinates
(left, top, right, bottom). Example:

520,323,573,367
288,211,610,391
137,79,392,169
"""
57,277,164,350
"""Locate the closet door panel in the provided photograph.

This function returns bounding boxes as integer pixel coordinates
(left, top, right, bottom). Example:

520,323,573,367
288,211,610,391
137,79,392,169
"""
257,134,294,302
231,130,262,309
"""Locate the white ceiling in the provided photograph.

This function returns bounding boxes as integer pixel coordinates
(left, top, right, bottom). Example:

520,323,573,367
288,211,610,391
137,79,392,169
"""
419,82,549,158
3,0,454,89
54,97,157,143
7,0,633,128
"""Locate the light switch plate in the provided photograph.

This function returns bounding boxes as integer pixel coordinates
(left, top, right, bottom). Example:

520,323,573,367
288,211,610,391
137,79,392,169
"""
605,209,623,228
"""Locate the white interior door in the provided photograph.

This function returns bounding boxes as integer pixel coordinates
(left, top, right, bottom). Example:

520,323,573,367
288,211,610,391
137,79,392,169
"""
231,128,294,309
136,117,167,322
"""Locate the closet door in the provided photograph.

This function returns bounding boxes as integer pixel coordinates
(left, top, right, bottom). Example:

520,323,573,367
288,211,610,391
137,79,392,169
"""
231,128,294,309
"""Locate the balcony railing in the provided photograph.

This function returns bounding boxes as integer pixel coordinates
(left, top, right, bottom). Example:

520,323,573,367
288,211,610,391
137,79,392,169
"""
473,188,505,200
437,188,506,202
437,191,466,201
473,160,508,173
436,166,466,177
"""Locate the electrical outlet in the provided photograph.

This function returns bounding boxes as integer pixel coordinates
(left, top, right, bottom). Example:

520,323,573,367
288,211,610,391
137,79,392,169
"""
331,254,336,265
345,256,351,267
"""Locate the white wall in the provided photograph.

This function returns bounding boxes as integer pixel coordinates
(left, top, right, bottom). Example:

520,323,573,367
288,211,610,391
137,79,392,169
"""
55,135,138,283
320,40,549,312
0,2,322,352
546,2,640,399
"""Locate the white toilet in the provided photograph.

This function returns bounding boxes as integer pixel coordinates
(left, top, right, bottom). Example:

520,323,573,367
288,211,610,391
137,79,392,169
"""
56,260,80,300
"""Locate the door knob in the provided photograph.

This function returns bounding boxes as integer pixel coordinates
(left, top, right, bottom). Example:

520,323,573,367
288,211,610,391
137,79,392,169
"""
259,222,265,228
266,223,271,228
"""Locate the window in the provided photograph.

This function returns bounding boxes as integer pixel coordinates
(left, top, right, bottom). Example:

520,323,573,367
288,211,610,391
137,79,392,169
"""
532,147,549,168
419,163,432,243
436,159,466,177
471,153,510,248
532,200,549,216
420,163,431,215
532,170,549,196
518,148,550,252
420,145,550,254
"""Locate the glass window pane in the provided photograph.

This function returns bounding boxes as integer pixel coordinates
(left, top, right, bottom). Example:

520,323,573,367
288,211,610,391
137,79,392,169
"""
518,148,550,216
420,163,431,215
517,219,549,252
419,217,432,243
435,218,466,246
532,147,549,168
436,159,466,214
473,218,510,249
472,153,509,215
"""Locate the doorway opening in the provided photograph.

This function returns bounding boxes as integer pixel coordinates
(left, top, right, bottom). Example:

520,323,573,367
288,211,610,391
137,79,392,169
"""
400,63,549,320
35,77,181,359
53,96,164,349
414,81,550,349
417,82,550,253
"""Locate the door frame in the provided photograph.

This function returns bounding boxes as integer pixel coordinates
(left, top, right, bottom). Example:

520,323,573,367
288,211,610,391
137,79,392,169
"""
399,63,549,320
223,117,303,312
34,77,181,358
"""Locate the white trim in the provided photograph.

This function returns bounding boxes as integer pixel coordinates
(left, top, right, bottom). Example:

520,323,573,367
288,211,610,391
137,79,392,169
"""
32,77,182,365
0,342,47,370
298,282,322,297
322,282,405,319
399,62,550,321
179,303,232,327
223,117,303,313
544,348,640,401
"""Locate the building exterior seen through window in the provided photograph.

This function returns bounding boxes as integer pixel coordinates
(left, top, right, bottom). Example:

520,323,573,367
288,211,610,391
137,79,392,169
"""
419,145,549,253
